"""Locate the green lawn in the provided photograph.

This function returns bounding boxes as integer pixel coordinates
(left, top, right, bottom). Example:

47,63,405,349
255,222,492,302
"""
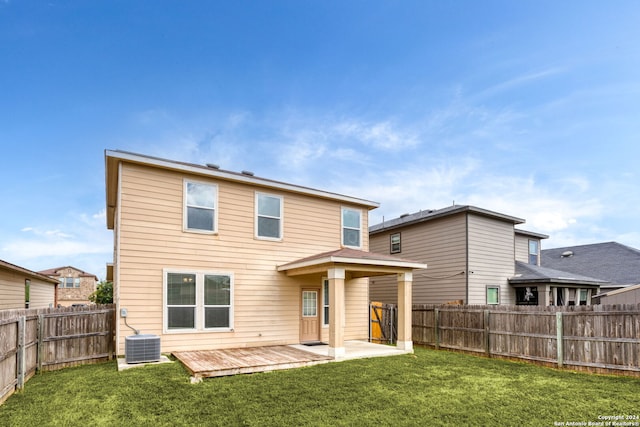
1,347,638,426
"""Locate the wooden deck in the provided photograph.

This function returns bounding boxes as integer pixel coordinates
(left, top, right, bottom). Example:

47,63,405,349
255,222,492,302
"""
173,345,333,379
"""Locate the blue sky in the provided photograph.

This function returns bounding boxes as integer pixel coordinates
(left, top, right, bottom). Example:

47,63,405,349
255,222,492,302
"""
1,1,639,280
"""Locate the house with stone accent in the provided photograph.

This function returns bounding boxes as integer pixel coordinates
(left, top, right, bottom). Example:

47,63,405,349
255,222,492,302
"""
38,266,98,307
105,150,425,359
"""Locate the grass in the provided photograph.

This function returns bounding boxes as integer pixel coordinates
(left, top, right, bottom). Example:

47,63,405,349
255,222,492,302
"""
1,347,638,426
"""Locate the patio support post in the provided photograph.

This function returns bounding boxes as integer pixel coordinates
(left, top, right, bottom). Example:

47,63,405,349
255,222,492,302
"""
397,271,413,352
328,267,345,358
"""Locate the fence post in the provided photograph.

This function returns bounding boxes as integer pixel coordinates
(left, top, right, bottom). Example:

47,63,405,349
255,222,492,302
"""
37,314,44,372
556,312,563,368
17,316,25,389
390,305,396,345
434,308,440,349
484,310,490,356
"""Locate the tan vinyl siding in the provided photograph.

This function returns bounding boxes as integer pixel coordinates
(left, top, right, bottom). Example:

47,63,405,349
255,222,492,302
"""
467,215,516,305
0,270,25,309
116,163,370,353
369,213,466,304
0,269,55,310
29,280,56,309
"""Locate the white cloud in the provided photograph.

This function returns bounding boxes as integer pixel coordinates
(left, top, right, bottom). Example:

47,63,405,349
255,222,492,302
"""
278,134,328,169
334,120,420,150
477,67,567,99
20,227,74,239
2,210,113,279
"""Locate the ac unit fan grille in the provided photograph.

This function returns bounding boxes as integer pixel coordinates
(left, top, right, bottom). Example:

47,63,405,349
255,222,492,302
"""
125,334,161,364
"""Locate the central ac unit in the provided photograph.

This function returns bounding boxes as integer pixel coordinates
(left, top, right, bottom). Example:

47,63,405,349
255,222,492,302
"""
125,334,161,364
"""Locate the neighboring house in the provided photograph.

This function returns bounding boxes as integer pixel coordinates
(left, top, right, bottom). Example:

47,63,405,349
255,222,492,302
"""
39,266,98,307
369,205,600,306
0,259,58,310
595,283,640,305
542,242,640,304
542,242,640,292
509,262,605,306
105,150,425,358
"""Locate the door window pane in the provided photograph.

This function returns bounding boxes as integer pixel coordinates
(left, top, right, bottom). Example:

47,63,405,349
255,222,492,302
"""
302,291,317,317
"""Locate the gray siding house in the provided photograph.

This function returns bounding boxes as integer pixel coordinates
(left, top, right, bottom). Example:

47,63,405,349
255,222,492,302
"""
370,205,601,306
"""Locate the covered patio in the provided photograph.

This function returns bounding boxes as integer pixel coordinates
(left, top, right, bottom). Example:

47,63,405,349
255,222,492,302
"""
277,248,427,359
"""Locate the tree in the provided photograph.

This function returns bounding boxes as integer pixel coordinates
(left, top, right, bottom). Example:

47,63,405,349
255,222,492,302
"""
89,280,113,304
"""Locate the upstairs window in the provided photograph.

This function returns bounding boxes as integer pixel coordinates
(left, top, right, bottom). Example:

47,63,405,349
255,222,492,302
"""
390,233,401,254
185,181,217,233
342,207,361,248
528,240,539,265
60,277,79,288
256,193,282,240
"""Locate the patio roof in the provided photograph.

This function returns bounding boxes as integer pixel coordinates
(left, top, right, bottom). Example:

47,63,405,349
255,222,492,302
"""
509,261,607,287
277,248,427,278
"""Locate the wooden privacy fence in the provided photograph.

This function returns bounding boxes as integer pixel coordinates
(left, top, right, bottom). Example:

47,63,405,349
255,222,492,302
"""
0,305,115,404
412,304,640,375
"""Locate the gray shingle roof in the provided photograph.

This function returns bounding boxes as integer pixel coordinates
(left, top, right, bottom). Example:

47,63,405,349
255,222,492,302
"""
510,261,607,286
541,242,640,286
369,205,525,234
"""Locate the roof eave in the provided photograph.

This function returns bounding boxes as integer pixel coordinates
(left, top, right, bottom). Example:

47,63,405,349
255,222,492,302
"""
509,278,603,287
0,260,61,285
278,255,427,272
104,150,380,217
370,205,525,234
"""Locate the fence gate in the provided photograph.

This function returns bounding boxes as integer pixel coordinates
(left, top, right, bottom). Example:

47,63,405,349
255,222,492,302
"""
370,302,397,344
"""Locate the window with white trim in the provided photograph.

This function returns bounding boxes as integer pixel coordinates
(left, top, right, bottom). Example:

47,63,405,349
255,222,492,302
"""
486,286,499,305
341,207,361,248
390,233,401,254
59,277,80,288
528,240,539,265
165,270,233,332
323,278,329,326
184,181,217,232
256,192,282,240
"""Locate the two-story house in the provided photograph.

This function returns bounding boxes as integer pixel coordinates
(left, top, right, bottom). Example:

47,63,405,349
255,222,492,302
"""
105,150,425,358
0,259,58,310
38,266,98,307
369,205,603,306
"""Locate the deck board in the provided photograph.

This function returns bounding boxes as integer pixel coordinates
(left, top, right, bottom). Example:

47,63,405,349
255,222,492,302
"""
173,345,332,379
